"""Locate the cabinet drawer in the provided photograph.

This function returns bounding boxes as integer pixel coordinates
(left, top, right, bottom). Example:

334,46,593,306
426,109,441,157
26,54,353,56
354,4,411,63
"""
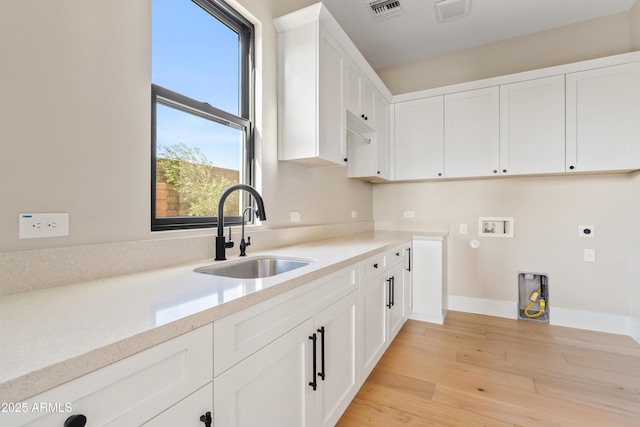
142,383,213,427
214,266,357,376
360,254,386,281
386,246,406,267
9,325,213,427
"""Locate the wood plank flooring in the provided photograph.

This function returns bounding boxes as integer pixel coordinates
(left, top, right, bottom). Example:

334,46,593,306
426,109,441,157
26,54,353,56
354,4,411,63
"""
336,311,640,427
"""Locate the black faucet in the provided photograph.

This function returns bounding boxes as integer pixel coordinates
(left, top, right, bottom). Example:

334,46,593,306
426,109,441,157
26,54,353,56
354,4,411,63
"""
215,184,266,261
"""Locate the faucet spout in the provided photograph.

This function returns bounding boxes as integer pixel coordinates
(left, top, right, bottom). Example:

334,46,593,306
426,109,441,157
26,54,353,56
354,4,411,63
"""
215,184,266,261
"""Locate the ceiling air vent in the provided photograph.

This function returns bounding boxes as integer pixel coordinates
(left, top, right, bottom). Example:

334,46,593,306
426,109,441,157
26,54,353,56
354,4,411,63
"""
435,0,471,22
366,0,404,22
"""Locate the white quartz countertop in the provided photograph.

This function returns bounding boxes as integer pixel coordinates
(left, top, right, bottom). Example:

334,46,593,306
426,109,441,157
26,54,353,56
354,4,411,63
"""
0,231,443,402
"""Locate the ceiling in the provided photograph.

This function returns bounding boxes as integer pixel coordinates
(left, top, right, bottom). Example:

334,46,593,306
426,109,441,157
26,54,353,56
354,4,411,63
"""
321,0,637,70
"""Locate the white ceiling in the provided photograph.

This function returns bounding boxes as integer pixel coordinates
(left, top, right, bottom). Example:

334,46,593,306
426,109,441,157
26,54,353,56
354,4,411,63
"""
321,0,637,69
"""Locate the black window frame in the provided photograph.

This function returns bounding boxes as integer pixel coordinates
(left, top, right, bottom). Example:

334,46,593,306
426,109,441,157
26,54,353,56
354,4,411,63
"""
151,0,255,232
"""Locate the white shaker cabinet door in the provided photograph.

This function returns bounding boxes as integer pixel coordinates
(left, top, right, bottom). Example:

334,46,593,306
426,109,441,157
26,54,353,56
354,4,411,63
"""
213,319,314,427
444,87,500,178
500,75,565,175
566,62,640,173
393,96,444,180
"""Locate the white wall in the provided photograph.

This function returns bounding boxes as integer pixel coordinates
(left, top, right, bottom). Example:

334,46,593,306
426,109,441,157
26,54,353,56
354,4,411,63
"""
0,0,373,255
631,172,640,341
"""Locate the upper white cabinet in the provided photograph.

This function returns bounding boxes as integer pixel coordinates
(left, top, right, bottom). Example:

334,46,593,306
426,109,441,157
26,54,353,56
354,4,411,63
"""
347,89,390,181
500,76,565,175
444,87,500,178
393,96,444,180
275,9,347,167
566,62,640,173
393,52,640,181
347,60,375,131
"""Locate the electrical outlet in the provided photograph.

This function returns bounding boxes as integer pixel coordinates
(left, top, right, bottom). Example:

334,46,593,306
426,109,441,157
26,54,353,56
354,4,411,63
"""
19,213,69,239
403,211,415,218
351,210,357,219
459,224,468,235
290,211,301,223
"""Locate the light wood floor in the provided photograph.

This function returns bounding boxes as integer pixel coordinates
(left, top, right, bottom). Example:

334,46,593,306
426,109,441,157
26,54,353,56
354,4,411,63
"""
337,311,640,427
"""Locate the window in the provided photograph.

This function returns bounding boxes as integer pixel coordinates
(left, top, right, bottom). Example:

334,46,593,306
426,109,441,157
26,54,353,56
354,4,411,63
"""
151,0,254,231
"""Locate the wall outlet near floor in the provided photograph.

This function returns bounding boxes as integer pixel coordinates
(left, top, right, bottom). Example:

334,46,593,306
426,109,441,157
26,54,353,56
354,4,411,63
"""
19,213,69,239
403,211,415,218
351,210,357,219
584,248,596,262
290,211,301,223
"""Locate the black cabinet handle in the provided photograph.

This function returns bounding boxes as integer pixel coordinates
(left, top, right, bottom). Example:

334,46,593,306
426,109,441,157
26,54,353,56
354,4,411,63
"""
386,277,393,309
569,165,575,170
438,172,442,177
64,415,87,427
317,327,326,381
373,263,378,268
502,169,507,173
493,170,498,174
200,412,212,427
344,157,348,162
391,276,395,307
308,333,317,390
407,247,411,272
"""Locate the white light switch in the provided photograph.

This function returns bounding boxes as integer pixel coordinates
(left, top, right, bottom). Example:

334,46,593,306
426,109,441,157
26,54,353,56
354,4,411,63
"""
584,248,595,262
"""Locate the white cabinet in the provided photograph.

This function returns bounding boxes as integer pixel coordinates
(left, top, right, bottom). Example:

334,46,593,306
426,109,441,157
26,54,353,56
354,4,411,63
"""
393,96,444,180
566,62,640,173
312,291,359,427
500,76,566,175
213,319,315,427
347,60,375,129
359,246,407,378
444,87,500,178
143,384,213,427
213,267,358,427
411,237,447,325
7,325,214,427
276,13,347,167
347,90,390,181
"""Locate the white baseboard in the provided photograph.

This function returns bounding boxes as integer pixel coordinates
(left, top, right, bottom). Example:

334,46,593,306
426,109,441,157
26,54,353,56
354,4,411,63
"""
448,295,632,337
408,311,445,325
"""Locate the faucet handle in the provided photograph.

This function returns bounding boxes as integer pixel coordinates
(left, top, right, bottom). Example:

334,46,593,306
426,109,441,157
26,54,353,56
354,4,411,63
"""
225,226,234,248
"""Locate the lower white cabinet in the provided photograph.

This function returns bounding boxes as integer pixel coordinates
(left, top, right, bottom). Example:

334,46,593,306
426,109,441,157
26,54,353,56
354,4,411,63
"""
7,325,214,427
411,236,447,324
213,291,358,427
212,267,359,427
213,319,315,427
359,245,408,379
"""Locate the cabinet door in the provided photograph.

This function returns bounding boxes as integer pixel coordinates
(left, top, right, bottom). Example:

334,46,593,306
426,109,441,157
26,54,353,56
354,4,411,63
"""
318,24,347,166
394,96,444,180
360,273,388,378
566,62,640,172
444,87,500,178
500,76,565,175
346,60,374,125
373,93,390,179
214,319,314,427
313,291,359,427
387,262,406,341
411,239,446,325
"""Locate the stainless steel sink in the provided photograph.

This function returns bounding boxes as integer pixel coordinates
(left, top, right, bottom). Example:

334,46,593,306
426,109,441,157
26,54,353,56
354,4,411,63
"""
194,256,314,279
